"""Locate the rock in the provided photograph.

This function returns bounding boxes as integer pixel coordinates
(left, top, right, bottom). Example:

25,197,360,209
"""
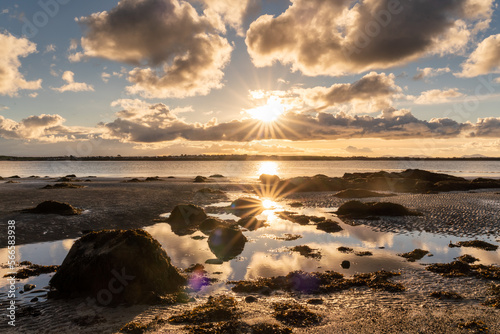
205,259,224,265
341,260,351,269
209,174,224,178
24,284,36,292
194,176,207,183
334,189,395,198
336,201,420,217
199,218,227,235
208,225,247,261
307,298,323,305
65,174,76,178
237,216,267,231
230,197,264,217
316,220,343,233
167,204,207,236
42,183,84,189
145,176,162,181
30,297,39,303
8,175,21,178
456,240,498,251
259,174,280,184
23,201,82,215
56,177,73,182
49,229,186,305
398,249,429,262
245,296,257,303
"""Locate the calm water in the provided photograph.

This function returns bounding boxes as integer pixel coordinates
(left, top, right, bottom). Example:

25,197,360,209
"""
1,160,500,179
1,195,499,304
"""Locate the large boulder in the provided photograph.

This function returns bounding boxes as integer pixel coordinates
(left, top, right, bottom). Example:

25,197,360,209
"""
167,204,207,235
49,229,185,305
230,197,264,217
336,201,420,218
208,226,247,261
23,200,82,215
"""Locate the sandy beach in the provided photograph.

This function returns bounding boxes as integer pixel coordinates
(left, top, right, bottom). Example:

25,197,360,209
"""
0,175,499,333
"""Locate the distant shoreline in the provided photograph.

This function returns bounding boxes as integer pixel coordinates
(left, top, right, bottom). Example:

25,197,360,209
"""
1,155,500,162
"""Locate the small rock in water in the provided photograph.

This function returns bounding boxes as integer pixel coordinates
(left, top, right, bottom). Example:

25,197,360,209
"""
341,260,351,269
245,296,257,303
24,284,36,292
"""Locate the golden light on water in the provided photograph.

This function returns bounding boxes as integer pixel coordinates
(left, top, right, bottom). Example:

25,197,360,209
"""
262,199,277,210
257,161,279,176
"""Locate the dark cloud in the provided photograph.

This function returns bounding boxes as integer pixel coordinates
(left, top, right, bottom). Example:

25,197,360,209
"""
102,101,500,143
246,0,493,76
296,72,401,111
76,0,232,98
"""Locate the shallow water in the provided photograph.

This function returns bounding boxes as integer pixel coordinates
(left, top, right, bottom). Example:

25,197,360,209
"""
1,193,499,304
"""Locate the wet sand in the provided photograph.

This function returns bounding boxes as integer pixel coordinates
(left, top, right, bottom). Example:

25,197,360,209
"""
0,176,499,333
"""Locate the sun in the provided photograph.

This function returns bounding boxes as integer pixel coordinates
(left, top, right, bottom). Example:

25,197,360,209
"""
247,96,285,123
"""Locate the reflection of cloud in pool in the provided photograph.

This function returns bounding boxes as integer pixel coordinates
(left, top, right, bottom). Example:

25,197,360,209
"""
245,243,410,280
458,247,500,266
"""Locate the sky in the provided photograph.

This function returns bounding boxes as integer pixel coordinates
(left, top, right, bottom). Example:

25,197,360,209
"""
1,0,500,157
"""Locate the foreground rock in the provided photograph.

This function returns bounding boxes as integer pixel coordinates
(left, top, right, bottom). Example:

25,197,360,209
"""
336,201,420,218
208,225,247,261
167,204,207,235
23,200,82,215
49,229,185,305
230,197,264,217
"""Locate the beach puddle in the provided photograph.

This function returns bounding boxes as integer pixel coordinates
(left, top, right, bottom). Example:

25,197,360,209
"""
2,197,499,306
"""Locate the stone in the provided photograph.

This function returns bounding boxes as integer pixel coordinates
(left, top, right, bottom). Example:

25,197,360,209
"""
49,229,186,305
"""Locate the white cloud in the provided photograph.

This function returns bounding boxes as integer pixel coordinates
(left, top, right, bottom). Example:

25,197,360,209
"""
52,71,94,93
414,89,464,104
44,44,56,54
413,67,451,80
457,34,500,77
196,0,260,35
77,0,232,98
0,32,42,96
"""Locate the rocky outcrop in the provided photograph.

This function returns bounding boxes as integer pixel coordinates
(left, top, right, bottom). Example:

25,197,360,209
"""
336,201,421,218
49,229,186,305
230,197,264,217
167,204,208,235
23,200,82,215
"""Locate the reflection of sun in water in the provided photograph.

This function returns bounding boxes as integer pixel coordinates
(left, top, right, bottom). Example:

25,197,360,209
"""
257,161,279,176
262,199,276,210
247,96,286,123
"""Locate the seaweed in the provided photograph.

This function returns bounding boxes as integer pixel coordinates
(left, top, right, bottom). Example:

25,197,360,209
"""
455,240,498,251
169,295,239,324
4,263,59,279
290,245,322,260
430,291,463,300
272,302,322,327
398,249,430,262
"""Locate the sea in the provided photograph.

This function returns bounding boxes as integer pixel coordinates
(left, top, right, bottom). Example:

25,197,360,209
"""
1,160,500,179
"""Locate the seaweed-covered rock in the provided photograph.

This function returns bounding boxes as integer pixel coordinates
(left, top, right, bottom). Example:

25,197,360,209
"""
200,218,227,235
42,183,84,189
230,197,264,217
237,216,267,231
194,176,207,183
259,174,280,184
49,229,185,305
209,174,225,178
208,225,247,261
167,204,207,236
398,249,429,262
336,201,420,217
23,200,82,215
316,220,343,233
